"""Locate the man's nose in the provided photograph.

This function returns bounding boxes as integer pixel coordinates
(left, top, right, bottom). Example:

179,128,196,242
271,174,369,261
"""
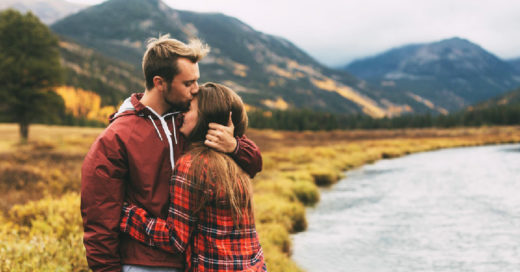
191,82,199,94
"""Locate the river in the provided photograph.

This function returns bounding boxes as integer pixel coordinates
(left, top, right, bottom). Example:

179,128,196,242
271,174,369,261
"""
292,144,520,272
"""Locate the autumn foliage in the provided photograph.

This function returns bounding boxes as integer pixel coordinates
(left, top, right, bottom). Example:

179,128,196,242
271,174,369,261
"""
55,86,116,124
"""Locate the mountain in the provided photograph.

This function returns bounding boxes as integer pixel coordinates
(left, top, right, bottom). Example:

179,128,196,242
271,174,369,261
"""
458,87,520,126
508,57,520,73
470,87,520,110
0,0,86,24
343,37,520,113
50,0,427,117
58,37,143,106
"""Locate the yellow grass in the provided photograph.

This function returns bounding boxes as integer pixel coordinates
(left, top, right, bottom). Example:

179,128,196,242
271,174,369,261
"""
1,123,520,271
0,124,102,153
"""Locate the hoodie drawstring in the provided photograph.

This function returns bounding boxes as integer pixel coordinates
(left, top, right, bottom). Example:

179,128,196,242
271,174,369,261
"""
146,106,176,170
172,116,178,145
158,117,174,170
148,115,163,141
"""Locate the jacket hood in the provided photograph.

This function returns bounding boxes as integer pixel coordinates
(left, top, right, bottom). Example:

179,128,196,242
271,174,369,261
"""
112,97,134,118
109,93,146,123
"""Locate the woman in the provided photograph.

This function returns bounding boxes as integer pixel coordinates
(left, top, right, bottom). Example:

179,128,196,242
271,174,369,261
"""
120,82,266,271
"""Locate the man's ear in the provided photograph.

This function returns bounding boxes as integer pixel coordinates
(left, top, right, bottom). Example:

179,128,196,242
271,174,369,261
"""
153,76,165,92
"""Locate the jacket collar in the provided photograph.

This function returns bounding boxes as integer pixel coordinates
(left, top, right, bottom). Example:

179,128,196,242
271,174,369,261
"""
109,93,183,122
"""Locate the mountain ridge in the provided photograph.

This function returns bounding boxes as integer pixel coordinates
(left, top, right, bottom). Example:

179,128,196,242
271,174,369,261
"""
58,36,143,106
50,0,426,117
6,0,520,117
508,57,520,73
343,37,520,112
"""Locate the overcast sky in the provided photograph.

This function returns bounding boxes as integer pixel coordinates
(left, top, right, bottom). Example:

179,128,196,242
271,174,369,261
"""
66,0,520,67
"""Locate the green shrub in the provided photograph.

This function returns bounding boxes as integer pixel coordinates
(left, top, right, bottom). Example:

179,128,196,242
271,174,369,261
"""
260,242,303,272
291,180,320,206
257,222,292,254
254,194,307,233
311,171,338,186
0,193,88,272
0,165,44,190
254,177,297,202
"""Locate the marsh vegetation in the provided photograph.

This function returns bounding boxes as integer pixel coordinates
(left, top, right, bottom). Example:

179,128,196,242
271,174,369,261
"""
1,124,519,271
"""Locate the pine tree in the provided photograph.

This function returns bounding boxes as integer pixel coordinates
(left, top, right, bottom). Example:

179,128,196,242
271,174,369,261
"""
0,9,64,141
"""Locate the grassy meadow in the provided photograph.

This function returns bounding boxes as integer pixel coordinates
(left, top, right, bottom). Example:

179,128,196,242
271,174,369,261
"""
1,123,520,271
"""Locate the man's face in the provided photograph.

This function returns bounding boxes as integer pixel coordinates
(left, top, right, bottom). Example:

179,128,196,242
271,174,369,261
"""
180,97,198,137
164,57,200,112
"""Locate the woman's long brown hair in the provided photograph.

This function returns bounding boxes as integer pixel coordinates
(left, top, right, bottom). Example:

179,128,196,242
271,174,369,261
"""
186,82,252,225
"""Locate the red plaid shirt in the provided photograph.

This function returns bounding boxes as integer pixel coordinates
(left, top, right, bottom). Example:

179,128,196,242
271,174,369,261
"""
120,153,266,272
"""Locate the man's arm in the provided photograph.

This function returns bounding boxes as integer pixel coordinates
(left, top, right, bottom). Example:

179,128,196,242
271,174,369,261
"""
229,135,262,178
81,133,127,272
205,117,262,178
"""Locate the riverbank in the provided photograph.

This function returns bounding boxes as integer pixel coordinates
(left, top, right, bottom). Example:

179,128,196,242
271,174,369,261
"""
246,126,520,271
0,124,519,271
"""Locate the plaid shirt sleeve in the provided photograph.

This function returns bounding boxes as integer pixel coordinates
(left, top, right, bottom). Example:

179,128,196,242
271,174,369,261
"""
120,204,176,252
120,154,201,253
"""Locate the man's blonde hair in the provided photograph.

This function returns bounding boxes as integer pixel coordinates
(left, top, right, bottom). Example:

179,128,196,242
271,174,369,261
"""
142,34,210,90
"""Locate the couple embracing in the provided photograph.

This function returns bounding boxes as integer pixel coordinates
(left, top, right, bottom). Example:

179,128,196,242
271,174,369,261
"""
81,35,266,271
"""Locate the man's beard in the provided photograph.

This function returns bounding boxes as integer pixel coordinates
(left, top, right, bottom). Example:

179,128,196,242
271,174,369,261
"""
165,85,191,112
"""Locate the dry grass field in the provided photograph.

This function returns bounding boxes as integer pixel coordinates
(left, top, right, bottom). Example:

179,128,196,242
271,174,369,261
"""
1,123,519,271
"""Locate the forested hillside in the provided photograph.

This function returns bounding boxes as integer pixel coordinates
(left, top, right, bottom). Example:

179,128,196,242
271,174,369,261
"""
51,0,427,116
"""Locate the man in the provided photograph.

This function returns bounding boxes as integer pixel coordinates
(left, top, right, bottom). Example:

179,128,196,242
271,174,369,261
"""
81,35,262,272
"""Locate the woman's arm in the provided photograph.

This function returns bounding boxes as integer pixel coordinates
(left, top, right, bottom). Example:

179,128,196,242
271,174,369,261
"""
120,155,201,253
120,204,176,252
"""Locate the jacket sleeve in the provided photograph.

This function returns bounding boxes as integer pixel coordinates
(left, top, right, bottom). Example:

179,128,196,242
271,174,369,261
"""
81,130,128,272
120,155,199,253
231,135,263,178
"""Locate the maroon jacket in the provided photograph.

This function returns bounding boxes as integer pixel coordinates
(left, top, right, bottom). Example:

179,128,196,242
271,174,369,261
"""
81,93,262,271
